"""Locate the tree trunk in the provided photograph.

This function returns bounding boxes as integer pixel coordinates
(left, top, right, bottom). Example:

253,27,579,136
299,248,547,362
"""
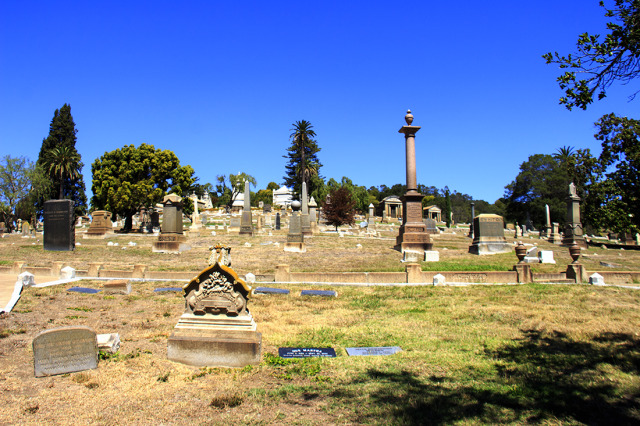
124,214,133,232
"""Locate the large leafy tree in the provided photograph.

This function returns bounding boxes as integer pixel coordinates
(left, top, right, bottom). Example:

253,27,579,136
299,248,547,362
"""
91,144,195,231
284,120,323,197
543,0,640,110
215,173,256,209
0,156,50,230
36,104,87,216
589,113,640,233
322,186,356,231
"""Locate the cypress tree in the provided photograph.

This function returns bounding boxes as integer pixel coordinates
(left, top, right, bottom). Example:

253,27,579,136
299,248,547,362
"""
36,104,87,217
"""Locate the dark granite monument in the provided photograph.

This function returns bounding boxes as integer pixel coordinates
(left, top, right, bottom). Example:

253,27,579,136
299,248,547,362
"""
43,199,75,251
562,182,587,248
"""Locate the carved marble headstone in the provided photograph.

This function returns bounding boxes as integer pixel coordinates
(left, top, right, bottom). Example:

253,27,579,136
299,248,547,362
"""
43,200,75,251
167,245,261,367
239,181,253,236
33,326,98,377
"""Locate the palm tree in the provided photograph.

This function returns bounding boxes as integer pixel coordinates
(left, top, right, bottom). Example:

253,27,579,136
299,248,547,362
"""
43,145,81,199
290,120,317,192
553,145,575,162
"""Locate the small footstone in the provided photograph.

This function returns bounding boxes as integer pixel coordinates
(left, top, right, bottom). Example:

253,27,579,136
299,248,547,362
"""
301,290,337,297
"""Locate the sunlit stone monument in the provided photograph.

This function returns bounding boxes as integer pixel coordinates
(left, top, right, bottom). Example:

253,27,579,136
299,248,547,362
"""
239,181,253,236
468,214,512,255
300,182,312,236
394,110,433,261
167,244,261,367
562,182,587,249
284,200,306,252
152,194,190,253
84,210,113,239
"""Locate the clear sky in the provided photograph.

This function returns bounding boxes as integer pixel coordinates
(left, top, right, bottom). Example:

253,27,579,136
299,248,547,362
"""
0,1,636,204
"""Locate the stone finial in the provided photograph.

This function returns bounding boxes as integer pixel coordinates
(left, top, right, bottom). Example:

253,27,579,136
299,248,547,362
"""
405,110,414,125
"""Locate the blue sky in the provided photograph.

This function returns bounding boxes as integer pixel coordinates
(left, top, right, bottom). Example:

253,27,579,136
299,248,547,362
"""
0,1,636,203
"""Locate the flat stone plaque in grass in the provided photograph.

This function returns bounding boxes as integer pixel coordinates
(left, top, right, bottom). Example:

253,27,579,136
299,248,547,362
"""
154,287,183,292
345,346,402,356
278,347,336,358
33,326,98,377
67,287,101,294
300,290,337,297
254,287,290,295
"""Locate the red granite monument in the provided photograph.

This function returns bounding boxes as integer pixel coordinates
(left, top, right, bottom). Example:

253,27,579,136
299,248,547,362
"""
395,110,432,261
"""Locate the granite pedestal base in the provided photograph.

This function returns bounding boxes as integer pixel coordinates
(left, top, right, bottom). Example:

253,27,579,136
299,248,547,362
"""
469,240,512,255
284,242,306,253
167,313,262,367
152,234,191,253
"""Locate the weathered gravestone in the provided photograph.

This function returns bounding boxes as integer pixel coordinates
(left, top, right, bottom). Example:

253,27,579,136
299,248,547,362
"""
284,201,305,252
424,218,438,234
152,194,190,253
562,182,587,248
346,346,402,356
33,326,98,377
275,213,281,230
84,210,113,239
167,244,261,367
468,214,511,255
43,199,75,251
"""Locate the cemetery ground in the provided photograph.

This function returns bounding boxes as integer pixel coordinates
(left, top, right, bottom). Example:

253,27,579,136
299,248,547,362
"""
1,228,640,423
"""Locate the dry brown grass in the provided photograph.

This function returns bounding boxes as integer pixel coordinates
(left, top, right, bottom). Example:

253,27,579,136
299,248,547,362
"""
1,279,640,424
2,227,639,276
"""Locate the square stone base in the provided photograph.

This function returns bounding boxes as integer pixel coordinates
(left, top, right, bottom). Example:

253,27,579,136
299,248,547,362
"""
284,242,306,253
152,234,190,253
167,314,261,368
168,329,262,368
468,241,512,255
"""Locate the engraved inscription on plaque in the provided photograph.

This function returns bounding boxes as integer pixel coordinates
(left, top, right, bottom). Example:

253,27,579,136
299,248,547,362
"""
406,203,422,221
33,326,98,377
43,199,75,251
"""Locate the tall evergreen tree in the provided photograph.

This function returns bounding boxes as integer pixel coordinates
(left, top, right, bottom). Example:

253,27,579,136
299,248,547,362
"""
36,104,87,217
283,120,323,197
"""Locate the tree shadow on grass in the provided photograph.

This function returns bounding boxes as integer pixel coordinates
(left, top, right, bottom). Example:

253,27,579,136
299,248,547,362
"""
332,330,640,425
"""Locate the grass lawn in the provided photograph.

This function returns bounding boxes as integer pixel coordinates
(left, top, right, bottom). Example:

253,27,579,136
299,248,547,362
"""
1,280,640,424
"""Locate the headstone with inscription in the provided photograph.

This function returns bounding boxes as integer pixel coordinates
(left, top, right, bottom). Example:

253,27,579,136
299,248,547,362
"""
562,182,587,248
284,201,305,252
275,213,281,230
33,326,98,377
468,214,511,255
43,199,75,251
152,194,190,253
278,347,336,358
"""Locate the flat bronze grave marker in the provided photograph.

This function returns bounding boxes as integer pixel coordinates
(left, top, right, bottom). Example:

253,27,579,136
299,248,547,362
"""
278,347,336,358
33,326,98,377
345,346,402,356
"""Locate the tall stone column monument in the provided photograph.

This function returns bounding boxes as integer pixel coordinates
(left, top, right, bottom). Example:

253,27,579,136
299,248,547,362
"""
300,182,312,236
240,181,253,236
395,110,432,261
562,182,587,248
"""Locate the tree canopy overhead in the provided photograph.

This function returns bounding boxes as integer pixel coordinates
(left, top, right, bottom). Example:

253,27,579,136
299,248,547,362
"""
90,143,195,230
36,104,87,216
543,0,640,110
284,120,323,197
